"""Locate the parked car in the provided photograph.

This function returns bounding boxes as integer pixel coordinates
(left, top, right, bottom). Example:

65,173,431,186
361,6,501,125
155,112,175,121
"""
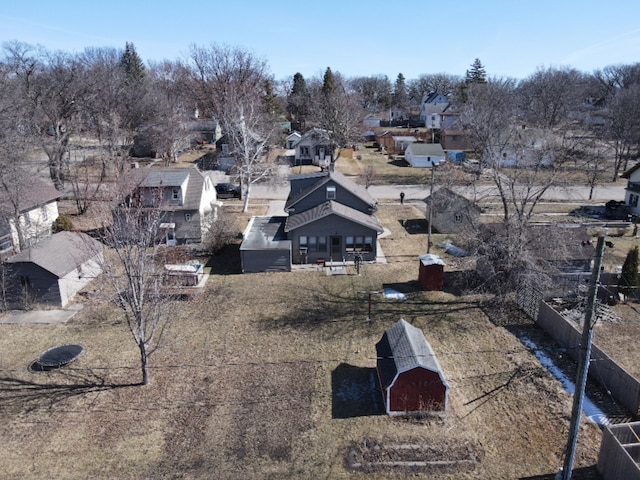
215,183,241,198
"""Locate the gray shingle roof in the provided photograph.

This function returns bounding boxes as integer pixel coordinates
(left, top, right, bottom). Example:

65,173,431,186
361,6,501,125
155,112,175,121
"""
7,231,103,278
406,143,445,157
284,200,383,233
285,170,376,212
0,171,61,216
376,318,448,389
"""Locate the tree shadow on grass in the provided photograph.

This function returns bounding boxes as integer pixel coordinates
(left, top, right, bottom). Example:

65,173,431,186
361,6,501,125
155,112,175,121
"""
206,243,242,275
0,366,140,413
332,363,384,418
259,282,482,339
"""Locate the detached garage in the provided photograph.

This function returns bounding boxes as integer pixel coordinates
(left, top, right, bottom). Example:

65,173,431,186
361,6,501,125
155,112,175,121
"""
240,216,291,273
376,318,449,415
405,142,446,168
6,231,103,308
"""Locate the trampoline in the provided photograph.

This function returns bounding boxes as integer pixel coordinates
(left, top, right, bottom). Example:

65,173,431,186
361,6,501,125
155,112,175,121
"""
33,344,85,370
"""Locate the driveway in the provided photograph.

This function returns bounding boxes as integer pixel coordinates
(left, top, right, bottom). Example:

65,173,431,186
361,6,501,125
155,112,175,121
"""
0,304,83,324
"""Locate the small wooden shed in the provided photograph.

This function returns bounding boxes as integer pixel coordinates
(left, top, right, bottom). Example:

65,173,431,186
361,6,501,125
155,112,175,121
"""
418,253,445,291
376,318,449,415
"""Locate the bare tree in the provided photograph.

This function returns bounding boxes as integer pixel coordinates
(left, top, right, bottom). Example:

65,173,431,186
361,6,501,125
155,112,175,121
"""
461,78,577,294
517,67,587,129
187,43,279,212
349,74,392,110
2,42,86,190
99,183,176,386
605,84,640,181
308,68,364,170
408,73,462,100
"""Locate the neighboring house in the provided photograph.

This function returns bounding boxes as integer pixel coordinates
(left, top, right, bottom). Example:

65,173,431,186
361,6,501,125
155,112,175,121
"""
284,171,383,264
420,92,450,128
126,166,221,245
292,127,334,167
5,231,103,308
285,131,302,149
375,130,427,155
622,163,640,217
0,172,61,259
423,187,481,234
388,104,408,123
405,143,446,167
441,130,472,151
376,318,449,415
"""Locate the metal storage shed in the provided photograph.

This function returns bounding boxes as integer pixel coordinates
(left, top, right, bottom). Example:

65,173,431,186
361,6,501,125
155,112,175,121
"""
376,318,449,416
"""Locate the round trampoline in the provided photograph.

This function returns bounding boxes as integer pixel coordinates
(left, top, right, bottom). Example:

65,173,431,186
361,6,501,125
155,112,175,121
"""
33,344,85,370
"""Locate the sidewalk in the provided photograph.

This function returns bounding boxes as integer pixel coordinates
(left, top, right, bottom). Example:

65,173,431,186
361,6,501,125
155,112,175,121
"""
0,304,82,324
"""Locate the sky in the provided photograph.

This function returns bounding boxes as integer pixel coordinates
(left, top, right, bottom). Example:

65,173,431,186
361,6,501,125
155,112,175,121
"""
2,0,640,83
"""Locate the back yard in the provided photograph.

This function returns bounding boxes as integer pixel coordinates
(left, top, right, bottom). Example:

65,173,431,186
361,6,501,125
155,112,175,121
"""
0,203,608,479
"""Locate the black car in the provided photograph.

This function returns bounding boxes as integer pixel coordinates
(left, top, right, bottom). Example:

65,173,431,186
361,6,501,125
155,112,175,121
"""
215,183,241,199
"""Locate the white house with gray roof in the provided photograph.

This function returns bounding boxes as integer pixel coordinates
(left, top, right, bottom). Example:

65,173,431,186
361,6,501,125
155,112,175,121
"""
0,171,62,259
127,166,221,244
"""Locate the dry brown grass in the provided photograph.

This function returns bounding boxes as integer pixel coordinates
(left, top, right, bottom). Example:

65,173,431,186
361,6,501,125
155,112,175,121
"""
0,204,607,479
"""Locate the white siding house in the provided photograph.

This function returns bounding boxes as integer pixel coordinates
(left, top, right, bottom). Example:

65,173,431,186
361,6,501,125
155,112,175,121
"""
405,143,446,168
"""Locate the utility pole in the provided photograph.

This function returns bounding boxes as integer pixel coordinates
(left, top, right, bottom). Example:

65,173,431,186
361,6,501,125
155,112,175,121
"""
427,163,435,253
559,235,605,480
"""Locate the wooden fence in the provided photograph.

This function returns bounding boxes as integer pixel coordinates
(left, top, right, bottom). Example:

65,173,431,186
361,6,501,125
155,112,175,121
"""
536,301,640,416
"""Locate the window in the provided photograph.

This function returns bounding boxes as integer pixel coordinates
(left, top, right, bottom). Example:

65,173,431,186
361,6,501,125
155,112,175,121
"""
326,185,336,200
185,213,192,221
299,236,326,253
346,235,374,253
632,195,639,208
300,146,310,156
221,143,229,154
318,236,327,252
454,213,463,223
172,189,179,200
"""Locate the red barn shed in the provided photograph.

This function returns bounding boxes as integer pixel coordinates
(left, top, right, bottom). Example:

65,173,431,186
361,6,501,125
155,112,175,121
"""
376,319,449,416
418,253,445,291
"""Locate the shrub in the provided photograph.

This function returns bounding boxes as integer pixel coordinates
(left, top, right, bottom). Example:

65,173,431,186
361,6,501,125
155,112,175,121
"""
53,215,73,233
202,209,239,255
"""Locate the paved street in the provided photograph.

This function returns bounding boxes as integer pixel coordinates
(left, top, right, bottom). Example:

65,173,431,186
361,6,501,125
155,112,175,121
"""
250,181,626,203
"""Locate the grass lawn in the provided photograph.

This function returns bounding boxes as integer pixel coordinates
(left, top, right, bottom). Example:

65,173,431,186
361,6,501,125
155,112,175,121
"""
0,203,604,479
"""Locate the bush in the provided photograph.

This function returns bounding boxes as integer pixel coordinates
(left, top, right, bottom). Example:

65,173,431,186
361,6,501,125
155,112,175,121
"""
202,209,239,255
53,215,73,233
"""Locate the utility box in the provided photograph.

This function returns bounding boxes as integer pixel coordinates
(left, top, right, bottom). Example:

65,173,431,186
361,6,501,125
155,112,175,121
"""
418,253,445,291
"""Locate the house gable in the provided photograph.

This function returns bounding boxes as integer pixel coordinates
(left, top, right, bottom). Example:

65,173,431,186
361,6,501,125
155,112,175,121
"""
285,171,377,215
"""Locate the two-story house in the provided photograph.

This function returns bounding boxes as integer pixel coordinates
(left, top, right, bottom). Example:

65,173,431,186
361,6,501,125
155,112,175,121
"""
420,92,450,128
284,170,384,264
292,127,334,167
622,163,640,217
126,166,221,245
0,171,61,260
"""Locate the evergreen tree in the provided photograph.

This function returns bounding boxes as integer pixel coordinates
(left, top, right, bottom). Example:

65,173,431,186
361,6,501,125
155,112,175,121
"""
393,73,408,105
465,58,487,84
262,79,281,116
119,42,146,84
322,67,336,96
287,72,309,124
619,245,639,296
